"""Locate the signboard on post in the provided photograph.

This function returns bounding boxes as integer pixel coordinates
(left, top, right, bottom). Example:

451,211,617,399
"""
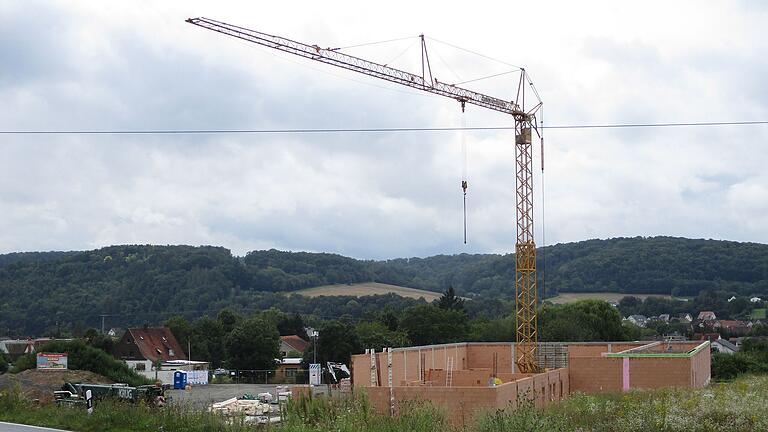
309,363,321,386
86,389,93,415
36,353,68,370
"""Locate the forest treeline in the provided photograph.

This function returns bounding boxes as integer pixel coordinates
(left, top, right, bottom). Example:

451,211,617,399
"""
1,236,767,335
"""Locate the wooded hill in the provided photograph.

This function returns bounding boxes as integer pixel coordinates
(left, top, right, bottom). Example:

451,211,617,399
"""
1,237,767,335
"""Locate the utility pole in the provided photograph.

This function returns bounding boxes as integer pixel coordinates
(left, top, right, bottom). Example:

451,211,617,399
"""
312,330,319,364
100,314,107,334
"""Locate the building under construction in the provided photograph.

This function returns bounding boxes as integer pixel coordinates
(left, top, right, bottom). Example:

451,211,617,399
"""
351,340,711,426
190,19,713,426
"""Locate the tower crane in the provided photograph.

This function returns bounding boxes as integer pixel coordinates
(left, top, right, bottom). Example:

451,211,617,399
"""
186,17,543,373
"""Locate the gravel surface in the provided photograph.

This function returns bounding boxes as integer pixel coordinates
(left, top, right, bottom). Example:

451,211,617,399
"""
166,383,298,409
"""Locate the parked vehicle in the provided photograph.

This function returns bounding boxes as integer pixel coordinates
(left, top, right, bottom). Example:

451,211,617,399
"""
54,382,166,407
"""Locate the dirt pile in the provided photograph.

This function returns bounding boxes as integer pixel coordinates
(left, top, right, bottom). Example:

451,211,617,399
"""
0,369,114,403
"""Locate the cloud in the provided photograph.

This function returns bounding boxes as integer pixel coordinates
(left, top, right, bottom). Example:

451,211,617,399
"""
0,0,767,259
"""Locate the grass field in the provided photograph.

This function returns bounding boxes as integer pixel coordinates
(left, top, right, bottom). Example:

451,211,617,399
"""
294,282,442,301
3,373,768,431
546,292,674,304
751,308,767,320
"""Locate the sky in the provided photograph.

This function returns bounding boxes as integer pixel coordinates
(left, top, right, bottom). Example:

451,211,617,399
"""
1,1,767,259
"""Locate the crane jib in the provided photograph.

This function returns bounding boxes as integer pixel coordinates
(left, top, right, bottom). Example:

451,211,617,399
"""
187,17,524,117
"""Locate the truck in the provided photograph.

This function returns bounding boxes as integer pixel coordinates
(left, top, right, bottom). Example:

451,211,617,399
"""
54,382,166,407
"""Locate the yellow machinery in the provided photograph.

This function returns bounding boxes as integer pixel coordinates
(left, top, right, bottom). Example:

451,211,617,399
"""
187,18,543,372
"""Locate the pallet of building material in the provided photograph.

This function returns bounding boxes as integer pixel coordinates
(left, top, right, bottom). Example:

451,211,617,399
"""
210,397,271,416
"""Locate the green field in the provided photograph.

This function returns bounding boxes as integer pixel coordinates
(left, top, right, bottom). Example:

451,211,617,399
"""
546,292,674,304
4,375,767,432
293,282,442,301
751,308,767,320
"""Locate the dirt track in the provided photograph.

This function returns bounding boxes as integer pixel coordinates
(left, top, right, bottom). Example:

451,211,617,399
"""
0,369,113,403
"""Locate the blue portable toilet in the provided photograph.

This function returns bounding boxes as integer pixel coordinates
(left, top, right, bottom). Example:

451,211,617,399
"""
173,370,188,389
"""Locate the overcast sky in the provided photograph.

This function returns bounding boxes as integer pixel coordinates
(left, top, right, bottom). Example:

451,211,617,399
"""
1,1,766,259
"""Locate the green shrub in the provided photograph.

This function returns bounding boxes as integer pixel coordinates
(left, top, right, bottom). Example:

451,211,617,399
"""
712,351,768,381
11,340,152,386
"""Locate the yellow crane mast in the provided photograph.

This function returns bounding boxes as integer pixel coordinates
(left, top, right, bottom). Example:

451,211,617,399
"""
186,17,543,372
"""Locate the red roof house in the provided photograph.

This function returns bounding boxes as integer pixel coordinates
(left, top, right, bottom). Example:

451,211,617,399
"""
113,327,187,363
280,335,309,357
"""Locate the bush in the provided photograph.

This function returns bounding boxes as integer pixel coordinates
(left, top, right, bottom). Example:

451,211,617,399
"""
712,352,768,381
0,352,8,374
11,340,152,386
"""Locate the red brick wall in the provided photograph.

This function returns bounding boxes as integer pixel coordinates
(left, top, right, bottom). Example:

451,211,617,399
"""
352,345,469,387
568,342,711,394
361,368,567,426
628,357,691,389
691,344,711,388
568,356,623,393
466,344,514,371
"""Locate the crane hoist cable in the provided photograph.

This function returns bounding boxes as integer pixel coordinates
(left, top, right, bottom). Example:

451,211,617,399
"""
460,101,468,244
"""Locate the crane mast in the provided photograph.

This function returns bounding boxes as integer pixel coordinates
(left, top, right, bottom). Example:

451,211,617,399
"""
187,17,542,373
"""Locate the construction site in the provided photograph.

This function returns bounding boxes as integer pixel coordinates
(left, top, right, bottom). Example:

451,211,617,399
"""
186,17,715,425
351,340,711,425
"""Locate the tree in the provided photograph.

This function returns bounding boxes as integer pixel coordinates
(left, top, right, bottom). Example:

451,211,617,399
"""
190,316,226,367
225,316,280,370
540,300,629,342
400,305,468,346
0,352,8,374
355,321,410,350
467,317,515,342
217,308,243,334
277,313,308,339
378,311,399,331
166,315,192,356
83,328,115,354
436,286,465,311
618,296,642,316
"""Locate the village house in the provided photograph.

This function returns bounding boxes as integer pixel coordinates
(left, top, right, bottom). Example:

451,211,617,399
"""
280,335,309,357
712,320,752,336
627,315,647,327
276,335,309,383
697,311,717,321
672,313,693,324
113,327,209,385
113,327,187,371
711,339,739,354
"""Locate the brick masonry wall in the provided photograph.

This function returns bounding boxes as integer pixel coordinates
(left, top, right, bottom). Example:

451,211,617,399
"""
354,342,706,397
426,369,535,387
361,368,568,426
352,344,471,387
568,342,711,394
466,344,514,371
568,356,623,393
691,345,711,388
628,357,691,389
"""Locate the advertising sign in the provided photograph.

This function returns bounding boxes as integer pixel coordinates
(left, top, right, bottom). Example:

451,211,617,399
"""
36,353,68,370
